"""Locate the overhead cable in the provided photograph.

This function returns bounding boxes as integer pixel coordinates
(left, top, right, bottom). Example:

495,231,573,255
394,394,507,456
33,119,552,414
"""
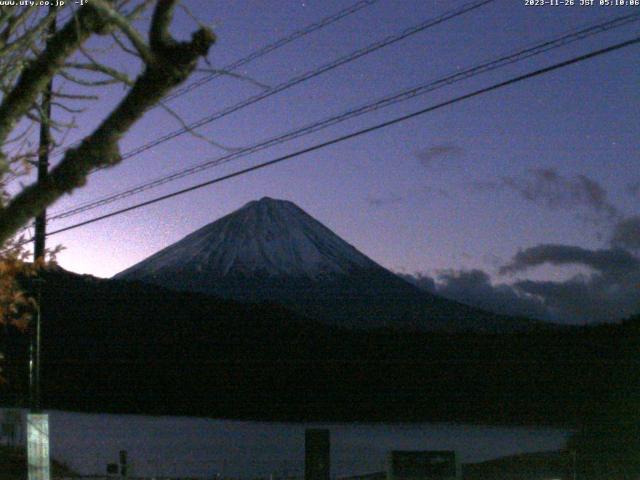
48,11,640,221
37,35,640,239
93,0,496,167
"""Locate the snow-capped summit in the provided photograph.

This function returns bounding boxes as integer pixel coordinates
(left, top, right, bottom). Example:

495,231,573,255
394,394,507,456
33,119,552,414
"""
117,197,537,332
116,197,381,280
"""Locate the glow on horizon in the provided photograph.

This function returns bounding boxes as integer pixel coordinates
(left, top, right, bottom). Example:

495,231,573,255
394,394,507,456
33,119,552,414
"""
31,0,639,322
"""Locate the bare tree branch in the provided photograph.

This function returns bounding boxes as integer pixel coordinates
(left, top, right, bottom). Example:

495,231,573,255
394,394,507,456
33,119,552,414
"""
90,0,154,63
158,100,238,152
0,0,216,244
0,6,113,153
111,30,142,59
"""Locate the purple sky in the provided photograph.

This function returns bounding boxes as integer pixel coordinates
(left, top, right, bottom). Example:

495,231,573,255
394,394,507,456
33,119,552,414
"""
33,0,640,323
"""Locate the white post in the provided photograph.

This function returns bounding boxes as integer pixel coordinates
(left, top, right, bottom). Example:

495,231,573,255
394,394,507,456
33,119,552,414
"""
27,413,51,480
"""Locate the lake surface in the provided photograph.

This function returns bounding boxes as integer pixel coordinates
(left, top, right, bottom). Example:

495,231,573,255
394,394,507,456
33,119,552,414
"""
1,409,570,478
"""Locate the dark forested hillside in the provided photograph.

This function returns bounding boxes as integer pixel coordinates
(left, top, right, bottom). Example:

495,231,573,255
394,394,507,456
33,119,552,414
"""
2,269,638,428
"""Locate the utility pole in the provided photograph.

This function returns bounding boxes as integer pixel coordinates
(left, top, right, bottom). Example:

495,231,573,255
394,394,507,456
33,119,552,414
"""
27,7,56,480
31,3,55,411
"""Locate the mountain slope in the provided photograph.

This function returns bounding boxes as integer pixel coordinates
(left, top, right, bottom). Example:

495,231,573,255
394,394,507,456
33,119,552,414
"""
116,197,539,332
118,197,380,279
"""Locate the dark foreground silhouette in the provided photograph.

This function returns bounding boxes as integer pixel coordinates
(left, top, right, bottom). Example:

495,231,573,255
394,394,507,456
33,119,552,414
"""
2,269,639,476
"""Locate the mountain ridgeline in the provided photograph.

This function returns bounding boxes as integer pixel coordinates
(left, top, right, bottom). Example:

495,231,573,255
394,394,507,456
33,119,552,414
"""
3,267,638,427
2,198,636,449
115,197,539,333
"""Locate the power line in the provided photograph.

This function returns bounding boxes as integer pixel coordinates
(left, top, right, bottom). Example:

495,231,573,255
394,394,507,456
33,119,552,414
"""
46,0,380,157
163,0,381,103
15,0,492,236
48,11,640,221
91,0,496,168
40,36,640,240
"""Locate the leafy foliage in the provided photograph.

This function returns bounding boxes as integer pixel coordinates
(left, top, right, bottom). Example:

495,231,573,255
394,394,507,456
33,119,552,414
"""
0,237,37,331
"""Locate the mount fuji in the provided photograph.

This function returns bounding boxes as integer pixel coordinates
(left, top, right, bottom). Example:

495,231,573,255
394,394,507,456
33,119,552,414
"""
116,197,536,332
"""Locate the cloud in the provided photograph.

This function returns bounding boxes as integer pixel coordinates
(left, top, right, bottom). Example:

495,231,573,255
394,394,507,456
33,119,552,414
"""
471,168,618,220
396,167,638,324
400,269,552,321
500,243,640,323
500,244,640,276
367,193,404,208
513,272,640,324
611,216,640,252
435,269,553,320
401,241,640,324
416,143,464,168
398,272,436,293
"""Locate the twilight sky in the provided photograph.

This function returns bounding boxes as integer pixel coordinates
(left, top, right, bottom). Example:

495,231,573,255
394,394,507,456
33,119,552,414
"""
32,0,639,324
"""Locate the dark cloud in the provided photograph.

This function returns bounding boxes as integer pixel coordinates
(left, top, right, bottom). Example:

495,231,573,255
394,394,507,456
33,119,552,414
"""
367,193,404,208
471,168,618,220
398,272,437,293
396,168,638,324
611,216,640,252
500,244,640,276
482,253,505,269
501,243,640,323
400,269,552,321
514,272,640,324
435,269,552,320
400,241,640,324
416,143,464,168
